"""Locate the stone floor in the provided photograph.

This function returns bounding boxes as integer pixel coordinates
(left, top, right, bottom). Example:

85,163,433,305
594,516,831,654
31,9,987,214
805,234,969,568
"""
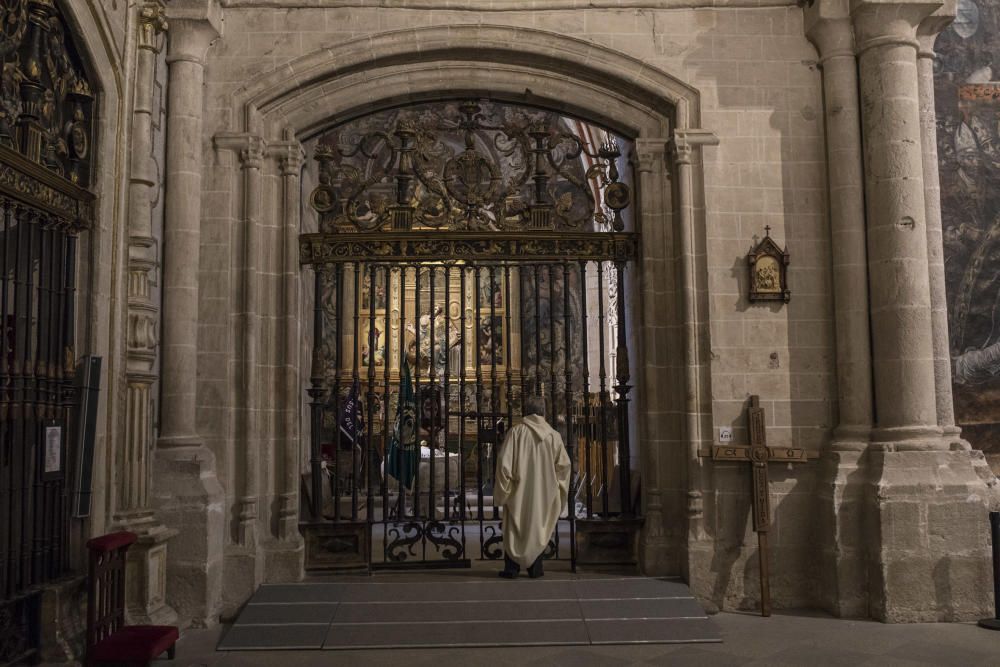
170,606,1000,666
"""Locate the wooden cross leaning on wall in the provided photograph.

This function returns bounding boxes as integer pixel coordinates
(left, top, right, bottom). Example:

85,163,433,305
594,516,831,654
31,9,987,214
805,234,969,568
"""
710,395,809,617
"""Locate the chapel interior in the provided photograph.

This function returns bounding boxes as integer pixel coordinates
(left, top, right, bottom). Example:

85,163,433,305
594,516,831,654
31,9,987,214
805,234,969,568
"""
2,0,1000,662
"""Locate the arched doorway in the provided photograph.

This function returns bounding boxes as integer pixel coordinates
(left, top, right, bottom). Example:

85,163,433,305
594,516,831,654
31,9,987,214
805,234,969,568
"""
217,25,714,585
299,99,639,570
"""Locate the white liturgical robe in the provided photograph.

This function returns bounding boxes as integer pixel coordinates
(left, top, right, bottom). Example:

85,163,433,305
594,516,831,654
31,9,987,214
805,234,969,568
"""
494,414,572,568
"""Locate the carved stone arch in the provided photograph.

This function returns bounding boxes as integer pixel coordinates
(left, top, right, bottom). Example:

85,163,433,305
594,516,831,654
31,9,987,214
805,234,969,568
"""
217,24,716,579
231,25,701,139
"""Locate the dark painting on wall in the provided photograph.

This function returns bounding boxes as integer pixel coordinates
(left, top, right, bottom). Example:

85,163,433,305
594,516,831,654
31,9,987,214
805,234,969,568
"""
935,0,1000,468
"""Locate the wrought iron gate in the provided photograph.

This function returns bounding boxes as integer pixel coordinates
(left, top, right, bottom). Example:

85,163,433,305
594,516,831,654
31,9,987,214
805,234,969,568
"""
0,0,96,662
300,100,639,571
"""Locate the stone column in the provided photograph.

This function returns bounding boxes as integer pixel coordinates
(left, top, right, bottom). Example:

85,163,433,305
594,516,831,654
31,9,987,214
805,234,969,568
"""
119,1,177,626
275,135,306,546
917,7,962,443
852,0,992,622
805,6,873,618
634,137,670,573
213,132,265,547
669,127,717,590
151,0,224,628
853,0,940,446
260,134,306,582
213,132,266,610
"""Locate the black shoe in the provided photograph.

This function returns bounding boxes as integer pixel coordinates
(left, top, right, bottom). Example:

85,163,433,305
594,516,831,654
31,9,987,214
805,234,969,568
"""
498,569,517,579
527,557,544,578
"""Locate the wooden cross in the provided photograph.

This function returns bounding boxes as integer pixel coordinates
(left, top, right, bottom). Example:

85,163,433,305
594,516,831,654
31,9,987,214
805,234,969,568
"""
711,395,807,617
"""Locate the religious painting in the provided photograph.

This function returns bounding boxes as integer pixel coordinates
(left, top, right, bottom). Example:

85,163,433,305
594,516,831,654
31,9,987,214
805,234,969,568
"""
935,0,1000,471
360,268,388,311
747,229,790,303
477,268,504,309
478,316,504,366
359,320,387,367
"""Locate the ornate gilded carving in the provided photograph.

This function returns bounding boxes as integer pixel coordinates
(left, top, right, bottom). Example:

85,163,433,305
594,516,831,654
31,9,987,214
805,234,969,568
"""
0,0,94,190
308,99,631,235
0,145,93,227
299,232,638,265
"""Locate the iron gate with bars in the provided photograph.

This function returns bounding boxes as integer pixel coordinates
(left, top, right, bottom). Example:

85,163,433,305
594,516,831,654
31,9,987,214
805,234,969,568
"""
0,0,97,663
299,99,640,571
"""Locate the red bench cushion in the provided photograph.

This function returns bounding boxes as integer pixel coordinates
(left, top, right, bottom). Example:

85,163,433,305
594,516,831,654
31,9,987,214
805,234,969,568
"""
89,625,179,661
86,531,138,553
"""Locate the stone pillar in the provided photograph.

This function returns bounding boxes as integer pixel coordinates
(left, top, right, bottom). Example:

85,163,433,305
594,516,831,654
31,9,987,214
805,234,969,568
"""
917,7,962,443
275,135,306,546
853,0,940,446
634,137,671,573
260,134,306,583
213,132,266,612
119,1,177,626
805,6,873,618
669,128,717,590
151,0,224,628
852,0,992,622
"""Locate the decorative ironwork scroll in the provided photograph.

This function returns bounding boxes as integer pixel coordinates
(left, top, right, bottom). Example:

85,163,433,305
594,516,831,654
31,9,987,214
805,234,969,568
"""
308,99,630,234
300,232,638,265
300,100,640,574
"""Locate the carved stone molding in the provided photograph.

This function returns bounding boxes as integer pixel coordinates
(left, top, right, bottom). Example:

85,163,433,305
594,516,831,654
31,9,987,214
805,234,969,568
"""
269,139,305,177
138,1,168,53
215,132,267,168
633,138,669,174
669,129,719,165
164,0,222,66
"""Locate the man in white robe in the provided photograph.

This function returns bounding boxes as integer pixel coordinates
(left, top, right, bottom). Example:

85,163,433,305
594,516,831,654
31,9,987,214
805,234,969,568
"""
494,395,571,578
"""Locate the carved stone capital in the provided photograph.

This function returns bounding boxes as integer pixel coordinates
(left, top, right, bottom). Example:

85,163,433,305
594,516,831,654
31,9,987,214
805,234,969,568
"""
916,1,956,58
669,129,719,165
138,1,168,53
632,138,668,174
215,133,267,170
850,0,942,54
804,12,856,64
269,141,306,177
164,0,221,66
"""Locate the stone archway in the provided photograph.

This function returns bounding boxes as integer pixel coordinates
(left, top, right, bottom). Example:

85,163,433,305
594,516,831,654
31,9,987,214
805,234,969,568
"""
202,24,719,608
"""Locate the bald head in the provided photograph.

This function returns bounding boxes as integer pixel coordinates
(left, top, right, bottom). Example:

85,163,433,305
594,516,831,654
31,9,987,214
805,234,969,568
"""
524,395,546,417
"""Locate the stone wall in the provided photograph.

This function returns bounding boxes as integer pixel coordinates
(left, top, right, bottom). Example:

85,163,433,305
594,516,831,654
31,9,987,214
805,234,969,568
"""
196,1,831,616
55,0,997,630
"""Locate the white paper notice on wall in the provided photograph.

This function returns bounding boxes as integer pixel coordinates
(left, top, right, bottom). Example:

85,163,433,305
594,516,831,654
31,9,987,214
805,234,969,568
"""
719,427,733,443
45,425,61,474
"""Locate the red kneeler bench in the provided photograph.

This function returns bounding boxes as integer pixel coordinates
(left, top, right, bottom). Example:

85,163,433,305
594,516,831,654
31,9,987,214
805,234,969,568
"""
86,531,179,666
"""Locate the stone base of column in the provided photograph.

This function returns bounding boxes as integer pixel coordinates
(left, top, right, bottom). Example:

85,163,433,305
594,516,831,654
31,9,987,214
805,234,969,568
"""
639,536,674,576
868,448,996,622
152,443,225,628
221,545,264,621
638,503,683,575
817,443,871,618
262,537,305,584
117,514,179,626
37,576,87,663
